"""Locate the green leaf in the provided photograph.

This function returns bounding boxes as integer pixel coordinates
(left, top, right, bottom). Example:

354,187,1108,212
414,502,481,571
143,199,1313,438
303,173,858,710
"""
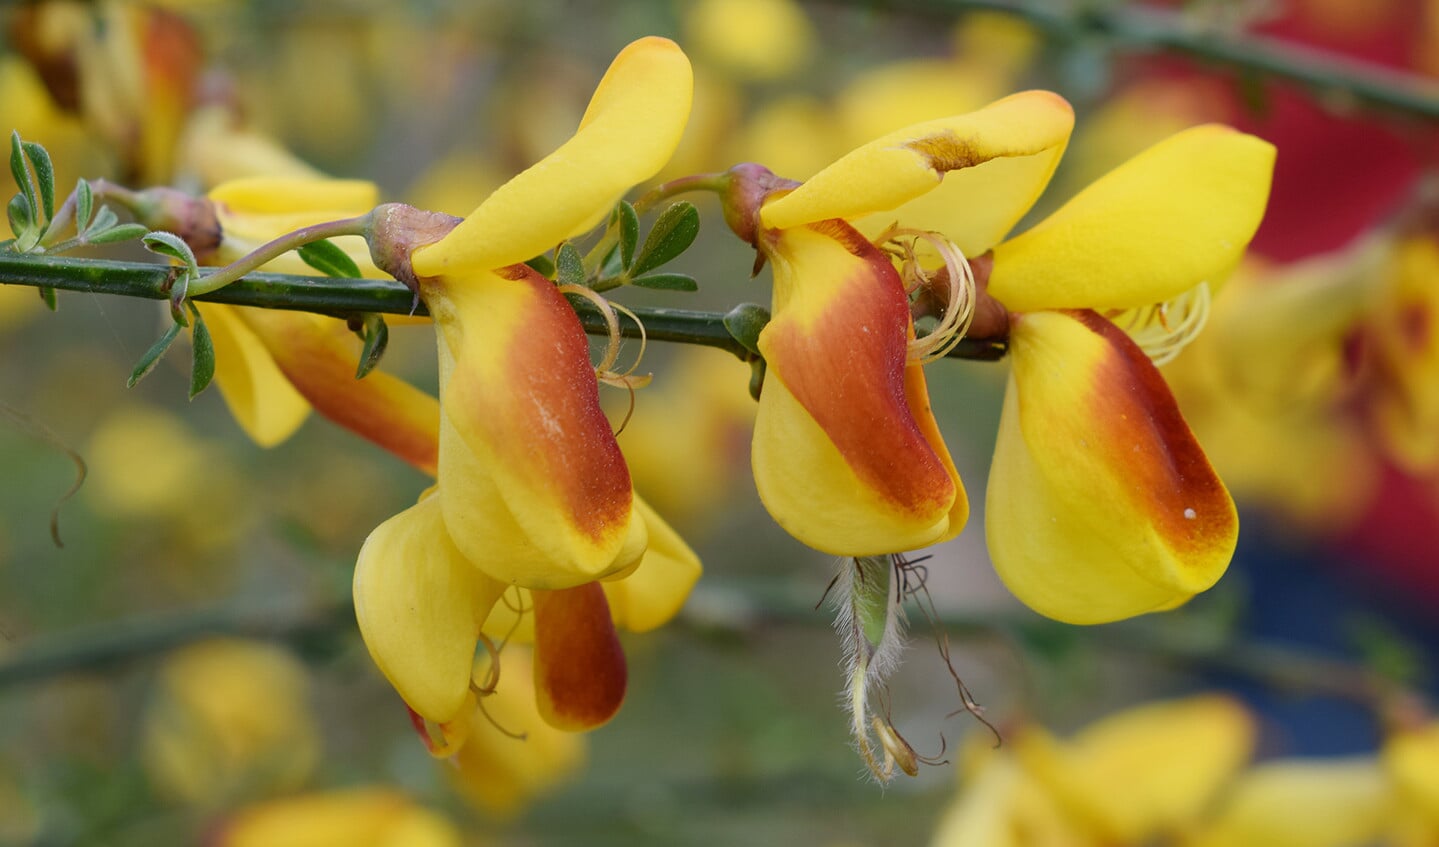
142,231,199,273
187,304,216,399
555,241,586,287
524,253,555,277
298,238,362,278
722,302,770,357
38,286,56,311
87,205,118,236
87,222,149,245
616,201,639,269
355,313,389,379
631,272,698,292
7,194,32,242
22,141,54,222
127,321,183,388
9,132,34,224
75,179,93,233
631,201,699,277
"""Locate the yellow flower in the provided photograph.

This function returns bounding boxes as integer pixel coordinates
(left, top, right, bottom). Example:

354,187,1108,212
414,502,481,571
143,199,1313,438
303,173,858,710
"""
931,695,1255,846
140,639,318,806
1365,235,1439,473
196,176,442,468
1187,757,1391,847
729,91,1074,557
736,97,1255,623
399,35,691,591
1015,696,1255,843
983,125,1274,623
1385,720,1439,841
355,37,700,735
685,0,815,81
213,788,462,847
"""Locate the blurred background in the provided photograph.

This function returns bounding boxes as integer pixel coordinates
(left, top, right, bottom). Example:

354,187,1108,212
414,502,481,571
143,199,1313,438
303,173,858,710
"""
2,0,1439,844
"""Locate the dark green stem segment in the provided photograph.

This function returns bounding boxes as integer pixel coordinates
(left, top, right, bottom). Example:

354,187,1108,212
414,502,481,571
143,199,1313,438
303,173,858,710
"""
0,253,1009,361
882,0,1439,120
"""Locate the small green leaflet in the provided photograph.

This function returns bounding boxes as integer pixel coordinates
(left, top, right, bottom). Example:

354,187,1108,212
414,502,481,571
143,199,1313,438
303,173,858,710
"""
615,201,640,269
298,239,362,278
188,304,215,399
630,201,699,277
127,321,184,388
630,272,697,292
355,313,389,380
555,241,586,287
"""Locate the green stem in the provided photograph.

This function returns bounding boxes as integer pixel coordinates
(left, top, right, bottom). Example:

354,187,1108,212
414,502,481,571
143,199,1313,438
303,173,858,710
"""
0,252,1010,361
0,603,351,688
187,214,372,296
878,0,1439,120
633,172,727,215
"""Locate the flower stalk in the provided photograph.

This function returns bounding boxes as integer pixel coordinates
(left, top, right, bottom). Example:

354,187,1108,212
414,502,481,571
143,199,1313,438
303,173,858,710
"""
0,251,1010,361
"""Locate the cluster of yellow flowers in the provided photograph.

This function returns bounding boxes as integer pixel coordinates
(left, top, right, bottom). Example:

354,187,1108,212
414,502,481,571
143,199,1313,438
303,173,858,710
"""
932,695,1439,847
159,37,1275,745
3,1,1311,834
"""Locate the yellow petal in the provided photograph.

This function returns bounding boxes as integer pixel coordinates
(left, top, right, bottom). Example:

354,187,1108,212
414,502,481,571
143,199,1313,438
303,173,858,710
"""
754,221,964,555
208,177,378,216
1017,695,1254,843
602,496,703,633
532,585,627,731
448,647,585,818
1190,758,1391,847
413,37,692,276
760,90,1073,256
1385,722,1439,824
988,124,1275,312
237,309,442,475
199,303,311,447
432,266,646,588
987,310,1237,624
353,494,506,723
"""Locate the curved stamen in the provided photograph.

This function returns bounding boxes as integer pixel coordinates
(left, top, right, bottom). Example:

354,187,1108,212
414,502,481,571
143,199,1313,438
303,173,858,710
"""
1106,282,1212,367
878,226,978,364
558,284,623,374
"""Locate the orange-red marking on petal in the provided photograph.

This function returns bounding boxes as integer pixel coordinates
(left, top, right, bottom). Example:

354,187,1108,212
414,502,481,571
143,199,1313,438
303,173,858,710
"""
532,584,627,732
1067,309,1234,557
763,220,954,514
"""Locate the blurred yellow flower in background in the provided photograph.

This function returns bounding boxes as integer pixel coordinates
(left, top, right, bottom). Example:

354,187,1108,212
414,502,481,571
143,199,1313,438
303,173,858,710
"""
932,696,1255,846
615,347,755,531
140,638,318,806
685,0,815,81
213,788,462,847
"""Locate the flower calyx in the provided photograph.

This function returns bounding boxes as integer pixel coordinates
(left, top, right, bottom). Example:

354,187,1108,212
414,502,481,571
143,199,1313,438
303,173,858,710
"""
366,202,463,298
127,187,223,262
717,162,800,255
